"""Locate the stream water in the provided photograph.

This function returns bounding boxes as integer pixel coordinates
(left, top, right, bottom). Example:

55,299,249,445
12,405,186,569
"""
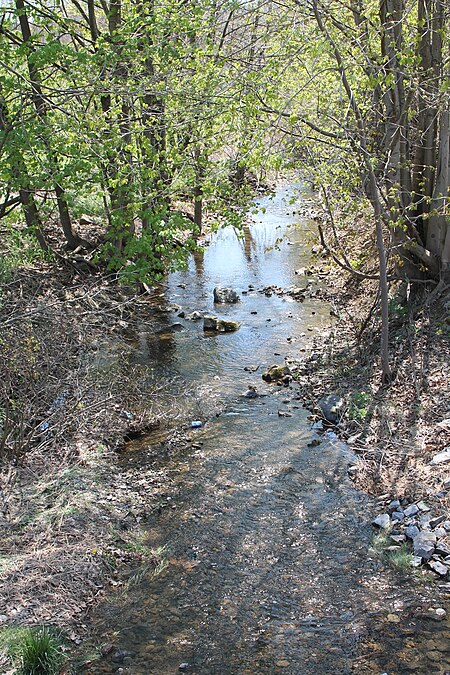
86,185,450,674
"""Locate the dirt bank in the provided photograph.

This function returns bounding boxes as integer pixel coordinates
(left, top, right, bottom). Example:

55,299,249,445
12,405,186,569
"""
291,206,450,553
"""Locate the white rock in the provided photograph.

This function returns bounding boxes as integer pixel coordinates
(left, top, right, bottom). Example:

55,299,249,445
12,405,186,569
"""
430,448,450,465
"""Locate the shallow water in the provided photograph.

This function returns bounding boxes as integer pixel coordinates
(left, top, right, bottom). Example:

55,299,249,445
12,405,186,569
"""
85,185,450,674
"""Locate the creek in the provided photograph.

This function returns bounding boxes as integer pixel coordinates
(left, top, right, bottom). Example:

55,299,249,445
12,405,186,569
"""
86,184,450,674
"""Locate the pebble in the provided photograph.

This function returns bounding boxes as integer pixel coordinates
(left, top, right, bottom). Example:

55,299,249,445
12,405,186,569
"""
179,664,190,672
416,500,430,512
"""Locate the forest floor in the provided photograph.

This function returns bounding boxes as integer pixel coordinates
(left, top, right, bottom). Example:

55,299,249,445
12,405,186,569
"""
0,204,449,671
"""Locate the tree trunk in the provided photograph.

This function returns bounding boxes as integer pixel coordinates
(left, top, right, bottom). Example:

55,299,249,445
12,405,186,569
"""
312,0,391,382
0,90,48,250
87,0,134,250
15,0,81,249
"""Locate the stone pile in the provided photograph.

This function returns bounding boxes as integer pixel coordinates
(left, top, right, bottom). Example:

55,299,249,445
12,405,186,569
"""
372,497,450,577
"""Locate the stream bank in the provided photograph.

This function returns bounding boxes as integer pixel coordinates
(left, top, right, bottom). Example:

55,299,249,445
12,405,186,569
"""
81,184,449,673
0,183,449,674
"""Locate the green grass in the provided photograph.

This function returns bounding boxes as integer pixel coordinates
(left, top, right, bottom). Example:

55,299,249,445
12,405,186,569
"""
371,531,414,572
0,625,65,674
386,545,414,571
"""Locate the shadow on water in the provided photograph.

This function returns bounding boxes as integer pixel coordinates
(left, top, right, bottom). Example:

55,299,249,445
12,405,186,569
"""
84,184,450,674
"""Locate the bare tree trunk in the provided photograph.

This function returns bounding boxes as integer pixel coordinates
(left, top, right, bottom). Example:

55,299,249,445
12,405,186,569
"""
311,0,391,381
313,0,391,383
430,104,450,280
413,0,440,239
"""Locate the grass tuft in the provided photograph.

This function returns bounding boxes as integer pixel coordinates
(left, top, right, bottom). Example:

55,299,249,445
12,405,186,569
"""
370,531,414,572
1,626,65,675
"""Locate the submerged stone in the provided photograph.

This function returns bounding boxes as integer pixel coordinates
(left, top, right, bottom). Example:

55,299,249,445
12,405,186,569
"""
262,364,291,383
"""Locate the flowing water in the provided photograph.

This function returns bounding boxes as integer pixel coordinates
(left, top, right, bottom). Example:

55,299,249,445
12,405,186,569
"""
86,185,450,674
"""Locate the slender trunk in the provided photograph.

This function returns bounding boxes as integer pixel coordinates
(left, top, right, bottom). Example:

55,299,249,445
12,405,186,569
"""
193,146,205,233
138,0,169,223
312,0,391,381
15,0,81,249
88,0,133,249
0,91,48,250
413,0,439,238
427,108,450,270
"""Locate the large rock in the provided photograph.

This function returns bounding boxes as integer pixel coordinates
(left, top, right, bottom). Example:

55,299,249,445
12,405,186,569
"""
203,315,240,333
318,394,345,424
413,531,436,560
403,504,419,517
372,513,390,529
405,524,420,540
262,364,291,383
213,287,240,303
